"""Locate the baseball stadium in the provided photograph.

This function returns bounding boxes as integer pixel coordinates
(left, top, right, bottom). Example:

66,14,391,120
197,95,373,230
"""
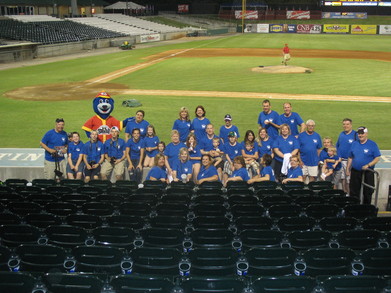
0,0,391,291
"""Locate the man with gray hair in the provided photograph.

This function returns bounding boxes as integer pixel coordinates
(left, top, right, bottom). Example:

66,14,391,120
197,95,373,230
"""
298,119,322,183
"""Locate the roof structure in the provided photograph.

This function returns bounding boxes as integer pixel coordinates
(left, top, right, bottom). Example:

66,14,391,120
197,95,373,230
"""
104,1,145,10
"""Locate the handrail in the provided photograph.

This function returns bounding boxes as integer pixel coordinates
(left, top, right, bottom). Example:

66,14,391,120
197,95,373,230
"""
360,168,380,206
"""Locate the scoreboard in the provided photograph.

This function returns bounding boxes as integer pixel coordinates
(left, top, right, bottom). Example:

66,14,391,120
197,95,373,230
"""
323,0,391,6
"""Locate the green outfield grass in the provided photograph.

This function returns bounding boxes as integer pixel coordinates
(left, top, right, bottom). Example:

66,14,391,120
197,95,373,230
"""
0,33,390,149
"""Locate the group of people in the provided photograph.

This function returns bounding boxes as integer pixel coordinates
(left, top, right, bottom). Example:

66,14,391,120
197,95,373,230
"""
40,99,381,204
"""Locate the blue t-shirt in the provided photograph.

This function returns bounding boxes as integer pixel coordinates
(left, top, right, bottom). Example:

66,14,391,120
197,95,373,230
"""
141,136,159,157
191,117,211,141
260,165,276,182
146,166,167,181
104,138,126,159
287,166,303,179
349,139,381,171
273,135,299,162
336,130,357,159
197,165,219,181
173,160,193,178
231,167,250,181
219,125,240,144
164,142,186,168
298,132,322,167
257,138,274,157
188,145,202,165
68,141,84,162
325,155,342,171
126,138,143,160
199,135,219,152
173,119,192,142
258,110,280,139
319,148,328,163
222,142,243,161
41,129,68,162
82,141,104,163
124,118,149,138
242,143,257,156
279,112,304,137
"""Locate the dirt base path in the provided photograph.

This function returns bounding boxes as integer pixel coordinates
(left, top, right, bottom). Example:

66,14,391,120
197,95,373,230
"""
5,47,391,103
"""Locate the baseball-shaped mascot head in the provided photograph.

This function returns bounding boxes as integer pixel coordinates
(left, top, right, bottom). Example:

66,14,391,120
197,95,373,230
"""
93,91,114,120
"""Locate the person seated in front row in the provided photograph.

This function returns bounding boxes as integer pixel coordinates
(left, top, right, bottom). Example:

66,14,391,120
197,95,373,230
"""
282,155,303,184
248,153,275,184
225,156,249,186
197,154,219,185
172,147,193,183
145,153,167,183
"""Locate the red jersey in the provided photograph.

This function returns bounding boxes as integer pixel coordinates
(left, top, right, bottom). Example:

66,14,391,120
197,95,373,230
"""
283,46,290,54
82,115,123,143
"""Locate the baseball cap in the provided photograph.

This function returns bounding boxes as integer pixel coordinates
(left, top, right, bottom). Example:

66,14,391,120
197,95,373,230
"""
357,126,368,134
110,126,119,132
96,91,111,98
224,114,232,121
228,131,236,137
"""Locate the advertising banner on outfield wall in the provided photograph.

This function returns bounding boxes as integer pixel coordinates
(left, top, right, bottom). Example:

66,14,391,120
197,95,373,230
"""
256,24,270,33
287,11,310,19
351,25,377,35
235,10,258,19
379,25,391,34
322,12,367,19
323,24,349,33
140,34,160,43
296,24,322,34
269,24,296,33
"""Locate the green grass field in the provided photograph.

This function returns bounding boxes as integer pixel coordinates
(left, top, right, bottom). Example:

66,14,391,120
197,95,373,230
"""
0,33,390,149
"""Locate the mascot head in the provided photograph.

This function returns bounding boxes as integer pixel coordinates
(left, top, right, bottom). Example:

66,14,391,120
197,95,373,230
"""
93,91,114,120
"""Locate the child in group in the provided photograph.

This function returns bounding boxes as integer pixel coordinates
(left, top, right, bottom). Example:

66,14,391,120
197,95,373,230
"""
321,147,342,188
142,125,159,168
225,156,249,186
157,141,166,155
186,133,201,181
210,137,224,180
242,141,260,176
248,154,275,184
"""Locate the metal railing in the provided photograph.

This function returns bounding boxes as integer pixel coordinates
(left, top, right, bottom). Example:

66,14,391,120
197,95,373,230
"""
360,168,380,206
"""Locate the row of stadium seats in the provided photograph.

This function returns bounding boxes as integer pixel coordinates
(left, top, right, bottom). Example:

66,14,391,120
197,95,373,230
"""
0,271,389,293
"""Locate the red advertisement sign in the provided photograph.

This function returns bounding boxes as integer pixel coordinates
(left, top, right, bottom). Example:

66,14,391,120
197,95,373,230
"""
287,10,310,19
178,4,189,13
235,10,259,20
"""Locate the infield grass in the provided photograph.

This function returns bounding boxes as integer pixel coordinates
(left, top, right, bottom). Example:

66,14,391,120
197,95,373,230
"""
0,33,390,149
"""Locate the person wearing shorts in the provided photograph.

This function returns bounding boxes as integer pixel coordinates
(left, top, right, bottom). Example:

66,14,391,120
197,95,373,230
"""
82,130,104,183
66,132,84,180
101,126,126,182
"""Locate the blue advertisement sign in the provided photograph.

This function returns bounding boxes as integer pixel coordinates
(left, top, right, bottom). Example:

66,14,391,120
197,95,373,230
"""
269,24,297,33
322,12,367,19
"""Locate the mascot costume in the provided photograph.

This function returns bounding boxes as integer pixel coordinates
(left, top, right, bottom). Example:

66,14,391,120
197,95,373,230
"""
82,91,123,143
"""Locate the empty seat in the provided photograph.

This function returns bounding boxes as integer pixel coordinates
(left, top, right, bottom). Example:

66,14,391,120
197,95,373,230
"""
0,271,41,293
155,203,189,217
190,229,234,249
231,204,265,218
362,217,391,231
46,186,73,196
161,194,191,206
343,204,378,219
191,216,231,230
88,179,112,190
60,179,84,189
298,248,357,277
287,231,333,250
43,273,104,293
256,189,284,198
337,230,384,250
91,226,135,249
32,179,56,188
110,275,175,293
0,224,41,247
76,186,104,196
81,202,115,216
288,189,315,198
268,204,302,218
106,187,133,197
318,217,358,232
260,195,292,208
149,215,188,230
307,181,333,191
115,180,138,190
235,216,274,231
60,194,92,207
294,195,325,207
328,196,360,207
139,228,184,249
191,203,228,217
191,195,226,205
5,179,28,187
106,215,145,230
252,276,316,293
119,202,152,217
228,194,259,206
320,275,387,293
180,276,245,293
130,247,181,276
95,194,125,208
252,181,278,190
245,248,297,276
0,212,22,225
7,201,42,216
66,214,103,230
0,245,11,271
45,225,88,248
282,182,305,191
26,193,58,205
318,189,346,198
24,213,62,229
45,202,78,216
305,204,340,219
240,229,284,249
277,217,316,232
360,248,391,275
188,248,239,276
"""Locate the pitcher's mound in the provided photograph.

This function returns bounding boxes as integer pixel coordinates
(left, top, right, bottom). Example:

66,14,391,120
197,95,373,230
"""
252,65,313,74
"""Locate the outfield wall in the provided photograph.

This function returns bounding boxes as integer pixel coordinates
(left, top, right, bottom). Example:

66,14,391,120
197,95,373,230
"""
0,148,390,211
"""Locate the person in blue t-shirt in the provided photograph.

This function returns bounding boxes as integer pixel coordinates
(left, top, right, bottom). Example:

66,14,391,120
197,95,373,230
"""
279,102,305,137
197,154,219,185
248,154,275,184
142,125,159,168
256,127,274,162
222,131,243,185
225,156,250,186
320,147,342,188
190,105,211,141
257,99,280,139
125,128,144,184
66,132,84,180
282,155,303,184
219,114,240,144
145,153,167,183
124,110,149,140
347,126,381,204
82,130,104,183
186,133,202,181
173,107,192,142
172,147,193,183
40,118,68,180
164,130,186,181
101,126,126,182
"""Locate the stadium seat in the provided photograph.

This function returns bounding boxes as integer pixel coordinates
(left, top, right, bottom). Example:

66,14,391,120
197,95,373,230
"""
235,216,274,231
256,189,284,198
12,244,69,273
66,214,103,230
288,189,315,198
293,195,325,208
240,229,284,249
307,181,333,191
60,194,92,207
0,193,24,204
106,215,145,230
5,179,28,187
46,186,73,195
0,245,11,271
155,203,189,217
126,194,159,206
43,273,104,293
72,245,127,274
106,187,133,197
191,203,228,217
318,217,358,232
343,204,378,219
31,179,56,188
267,204,302,218
277,216,316,232
119,202,152,217
0,271,43,293
318,189,346,198
130,247,182,276
7,201,42,216
320,275,387,293
260,195,292,208
115,180,138,190
362,217,391,231
191,216,231,230
45,202,78,216
190,229,234,249
149,215,188,230
230,204,265,218
95,194,125,208
305,204,341,219
191,194,226,205
26,193,58,206
251,276,317,293
110,275,175,293
228,194,259,206
180,276,246,293
0,224,41,247
360,248,391,275
0,212,22,225
143,180,167,189
44,225,88,248
286,230,333,250
88,179,112,191
91,226,135,249
327,196,360,207
198,181,223,190
139,228,184,249
60,179,84,189
251,181,278,191
337,230,384,250
24,213,62,229
281,181,305,191
298,248,357,277
245,247,297,276
76,186,104,196
81,202,115,216
188,248,239,276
